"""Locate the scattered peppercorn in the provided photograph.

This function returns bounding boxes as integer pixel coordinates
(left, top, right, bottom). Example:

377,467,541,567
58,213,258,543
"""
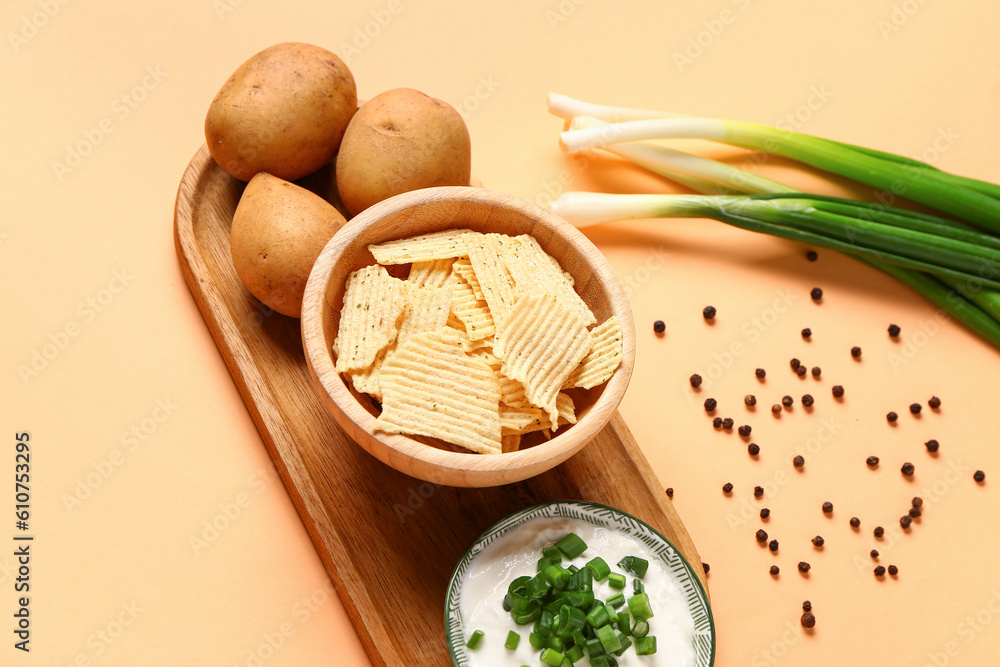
807,250,818,261
928,396,941,409
798,561,811,573
822,501,833,513
802,600,812,612
810,287,823,301
770,565,780,575
912,496,923,508
901,462,915,477
909,507,921,518
888,323,901,337
722,482,733,494
793,455,805,468
812,536,825,547
874,526,884,538
702,562,710,574
769,539,779,552
796,365,807,377
925,439,940,453
790,358,801,370
888,565,898,576
867,455,879,468
666,487,674,498
745,394,757,407
782,395,794,408
909,403,922,415
811,366,821,378
756,367,767,380
874,565,886,577
760,508,770,519
739,425,752,437
748,443,760,456
900,515,912,530
975,470,986,483
653,320,666,334
887,411,898,423
801,612,816,629
802,328,812,339
832,385,845,398
704,398,717,412
871,549,879,559
689,374,703,388
802,394,814,407
712,417,723,429
756,529,768,543
703,305,717,320
851,345,862,359
754,485,764,498
722,417,734,430
850,517,861,528
771,403,782,414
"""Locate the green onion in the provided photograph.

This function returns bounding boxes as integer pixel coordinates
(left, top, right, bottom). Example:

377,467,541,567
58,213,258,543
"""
585,603,610,628
505,630,521,650
590,656,611,667
614,631,632,655
466,629,484,650
534,609,555,638
595,624,622,653
586,637,606,657
529,631,545,649
539,647,565,666
556,532,588,559
537,557,553,572
513,599,541,625
566,644,585,662
556,605,586,637
632,620,650,638
628,592,654,621
606,592,625,608
607,573,626,590
616,610,631,635
617,556,649,579
585,557,611,581
543,546,563,562
635,635,658,656
543,564,571,590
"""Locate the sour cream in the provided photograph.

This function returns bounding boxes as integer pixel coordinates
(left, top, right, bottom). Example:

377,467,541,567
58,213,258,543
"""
458,517,697,667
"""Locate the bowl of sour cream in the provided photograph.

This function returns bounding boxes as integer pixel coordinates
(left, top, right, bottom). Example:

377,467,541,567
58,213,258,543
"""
445,501,715,666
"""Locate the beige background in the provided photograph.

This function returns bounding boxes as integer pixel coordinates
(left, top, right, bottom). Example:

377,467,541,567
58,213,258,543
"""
4,0,1000,664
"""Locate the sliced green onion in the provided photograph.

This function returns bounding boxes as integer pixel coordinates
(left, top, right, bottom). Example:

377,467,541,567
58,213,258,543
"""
595,624,622,653
466,629,484,650
632,620,650,638
616,610,631,635
527,573,551,599
566,644,585,662
635,635,658,656
628,592,654,621
590,656,611,667
607,573,626,590
632,578,644,595
556,532,588,559
614,631,632,656
534,609,555,638
539,647,565,666
543,546,563,562
537,557,553,572
585,557,611,581
585,603,610,628
512,599,541,625
545,634,563,652
505,630,520,650
556,605,586,637
606,592,625,608
529,631,545,649
571,628,587,647
543,564,571,590
617,556,649,579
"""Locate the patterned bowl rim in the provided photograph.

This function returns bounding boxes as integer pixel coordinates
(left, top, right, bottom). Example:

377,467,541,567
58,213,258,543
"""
444,500,716,666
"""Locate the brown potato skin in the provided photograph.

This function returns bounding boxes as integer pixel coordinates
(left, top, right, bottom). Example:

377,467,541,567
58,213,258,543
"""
206,42,357,182
230,173,346,317
336,88,471,216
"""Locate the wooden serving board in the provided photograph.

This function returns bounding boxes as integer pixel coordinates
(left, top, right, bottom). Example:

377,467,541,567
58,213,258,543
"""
173,145,707,666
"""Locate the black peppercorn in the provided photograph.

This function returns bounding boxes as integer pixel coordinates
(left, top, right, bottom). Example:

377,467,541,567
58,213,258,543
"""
769,539,779,552
928,396,941,409
801,394,814,407
888,565,898,576
689,374,703,388
760,508,770,519
912,496,923,508
712,417,723,429
888,323,901,337
702,562,710,574
754,485,764,498
901,462,915,477
810,287,823,301
802,328,812,339
798,561,811,573
796,365,807,377
739,425,752,437
748,443,760,456
812,536,824,547
722,417,734,430
975,470,986,483
770,565,780,575
867,456,880,468
822,501,833,513
793,455,805,468
900,515,912,529
801,612,816,628
851,345,862,359
653,320,666,334
756,367,766,379
704,397,717,412
806,250,818,261
909,402,922,415
745,394,757,407
703,305,717,320
887,411,898,423
771,403,782,414
874,565,886,577
666,487,674,498
811,366,821,378
782,395,794,408
870,549,879,559
722,482,733,494
909,507,921,518
756,529,768,543
790,358,801,370
850,517,861,528
874,526,884,538
925,439,940,453
832,385,844,398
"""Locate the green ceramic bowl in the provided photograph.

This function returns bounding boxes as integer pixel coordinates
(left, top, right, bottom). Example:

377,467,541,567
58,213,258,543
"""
445,500,715,666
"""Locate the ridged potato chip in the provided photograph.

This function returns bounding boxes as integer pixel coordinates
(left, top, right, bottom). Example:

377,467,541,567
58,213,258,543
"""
449,272,496,341
564,315,624,389
407,258,455,288
368,229,473,264
463,232,518,328
504,235,596,326
334,265,406,373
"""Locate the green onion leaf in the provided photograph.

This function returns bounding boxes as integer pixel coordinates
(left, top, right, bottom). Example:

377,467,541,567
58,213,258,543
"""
635,635,657,656
617,556,649,579
585,557,611,581
556,532,588,559
628,592,654,621
539,647,565,666
504,630,520,650
607,573,626,590
466,629,484,650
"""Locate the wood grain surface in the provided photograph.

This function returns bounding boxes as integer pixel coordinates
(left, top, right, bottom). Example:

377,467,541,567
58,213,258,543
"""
173,144,708,666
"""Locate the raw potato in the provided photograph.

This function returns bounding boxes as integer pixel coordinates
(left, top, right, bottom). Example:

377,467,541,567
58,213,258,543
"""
336,88,471,216
205,42,357,182
230,173,347,317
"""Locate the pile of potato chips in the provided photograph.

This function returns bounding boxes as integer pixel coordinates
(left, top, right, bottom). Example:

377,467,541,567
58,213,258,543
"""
333,229,623,454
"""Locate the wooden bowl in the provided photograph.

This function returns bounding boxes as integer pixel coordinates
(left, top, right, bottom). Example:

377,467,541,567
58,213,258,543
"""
301,186,635,487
